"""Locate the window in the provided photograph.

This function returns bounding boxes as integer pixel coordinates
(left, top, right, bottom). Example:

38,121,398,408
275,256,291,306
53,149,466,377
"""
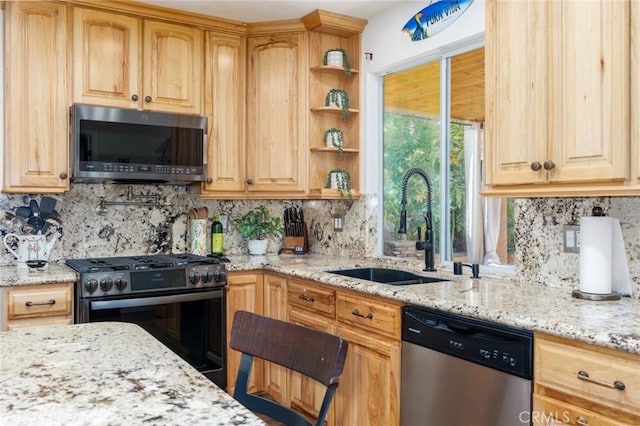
382,47,514,268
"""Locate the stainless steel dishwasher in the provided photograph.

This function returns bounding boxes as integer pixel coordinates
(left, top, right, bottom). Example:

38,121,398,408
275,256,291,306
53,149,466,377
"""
401,306,533,426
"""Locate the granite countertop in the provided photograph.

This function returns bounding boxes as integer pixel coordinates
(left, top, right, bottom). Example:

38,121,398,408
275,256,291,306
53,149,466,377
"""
0,322,265,426
2,255,638,355
0,263,77,286
224,254,640,355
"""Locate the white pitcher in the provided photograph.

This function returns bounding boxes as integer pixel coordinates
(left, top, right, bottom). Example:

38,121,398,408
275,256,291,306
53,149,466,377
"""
3,233,58,264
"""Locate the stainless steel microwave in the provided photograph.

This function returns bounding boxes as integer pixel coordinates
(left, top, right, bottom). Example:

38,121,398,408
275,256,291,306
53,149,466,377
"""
70,104,208,184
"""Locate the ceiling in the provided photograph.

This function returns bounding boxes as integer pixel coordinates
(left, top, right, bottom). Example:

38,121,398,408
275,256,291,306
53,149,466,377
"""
135,0,406,22
384,47,485,122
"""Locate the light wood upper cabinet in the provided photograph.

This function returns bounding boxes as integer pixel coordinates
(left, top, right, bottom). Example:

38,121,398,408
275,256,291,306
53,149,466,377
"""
485,0,634,196
72,8,140,109
3,1,70,194
246,33,308,195
203,31,247,194
72,8,203,114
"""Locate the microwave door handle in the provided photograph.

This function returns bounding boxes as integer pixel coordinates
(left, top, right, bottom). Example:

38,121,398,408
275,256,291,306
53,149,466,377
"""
90,291,222,311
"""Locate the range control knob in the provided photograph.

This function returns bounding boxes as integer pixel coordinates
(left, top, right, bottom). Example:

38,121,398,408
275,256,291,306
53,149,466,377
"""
85,278,98,294
100,277,114,292
213,270,227,283
201,271,212,283
188,271,201,285
114,276,128,290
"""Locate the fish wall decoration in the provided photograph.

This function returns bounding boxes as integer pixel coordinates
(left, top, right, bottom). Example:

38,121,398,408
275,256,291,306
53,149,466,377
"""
402,0,474,42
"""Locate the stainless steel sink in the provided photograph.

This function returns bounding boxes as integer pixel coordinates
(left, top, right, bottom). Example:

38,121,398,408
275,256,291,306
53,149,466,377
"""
326,267,447,285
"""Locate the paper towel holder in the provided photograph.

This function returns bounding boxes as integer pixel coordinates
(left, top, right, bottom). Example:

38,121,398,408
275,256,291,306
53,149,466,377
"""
571,289,621,301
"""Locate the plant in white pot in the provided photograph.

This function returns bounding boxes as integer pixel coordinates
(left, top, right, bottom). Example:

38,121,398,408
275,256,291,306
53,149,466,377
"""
326,168,352,200
324,127,344,160
233,206,283,255
325,89,350,121
323,48,351,76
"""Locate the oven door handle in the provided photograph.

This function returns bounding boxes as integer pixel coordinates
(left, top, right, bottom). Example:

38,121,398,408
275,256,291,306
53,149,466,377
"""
89,291,222,310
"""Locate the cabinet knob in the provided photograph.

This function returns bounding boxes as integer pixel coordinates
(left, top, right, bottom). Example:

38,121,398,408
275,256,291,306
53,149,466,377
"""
131,94,139,101
246,179,253,185
59,172,68,179
144,96,152,103
530,161,542,171
206,178,212,183
543,160,556,170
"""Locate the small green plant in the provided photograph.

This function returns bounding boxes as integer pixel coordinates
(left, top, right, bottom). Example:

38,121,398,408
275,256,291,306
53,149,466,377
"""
325,89,350,121
326,168,352,200
233,206,283,240
324,127,344,160
323,48,351,77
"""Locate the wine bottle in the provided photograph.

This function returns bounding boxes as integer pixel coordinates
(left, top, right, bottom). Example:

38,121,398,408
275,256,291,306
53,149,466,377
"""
211,215,223,255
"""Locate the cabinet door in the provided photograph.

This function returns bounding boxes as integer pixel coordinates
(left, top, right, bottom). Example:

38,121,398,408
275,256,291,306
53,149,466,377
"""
635,0,640,186
334,325,401,426
289,308,335,425
485,0,548,185
203,32,246,194
246,34,308,194
72,8,141,109
225,272,263,394
3,2,69,193
262,274,288,404
143,20,203,114
548,0,629,183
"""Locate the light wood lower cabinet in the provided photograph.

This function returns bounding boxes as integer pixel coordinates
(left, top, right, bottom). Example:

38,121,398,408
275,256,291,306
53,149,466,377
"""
225,271,264,395
262,273,289,404
225,273,402,425
533,333,640,425
2,283,73,331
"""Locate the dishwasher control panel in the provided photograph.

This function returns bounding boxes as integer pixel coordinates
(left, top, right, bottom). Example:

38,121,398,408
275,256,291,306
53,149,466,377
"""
402,306,533,379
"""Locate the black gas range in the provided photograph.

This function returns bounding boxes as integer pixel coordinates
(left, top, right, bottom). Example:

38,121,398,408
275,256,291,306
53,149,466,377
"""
66,253,228,387
66,253,227,299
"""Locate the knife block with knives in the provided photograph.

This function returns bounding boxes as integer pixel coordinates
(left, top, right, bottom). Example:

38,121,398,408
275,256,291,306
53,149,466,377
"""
280,207,308,255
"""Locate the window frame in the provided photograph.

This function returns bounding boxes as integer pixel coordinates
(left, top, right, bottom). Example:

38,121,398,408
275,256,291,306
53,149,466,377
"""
377,38,515,275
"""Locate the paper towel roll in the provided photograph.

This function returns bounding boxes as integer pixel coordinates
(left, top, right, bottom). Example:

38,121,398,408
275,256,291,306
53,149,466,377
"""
579,216,614,294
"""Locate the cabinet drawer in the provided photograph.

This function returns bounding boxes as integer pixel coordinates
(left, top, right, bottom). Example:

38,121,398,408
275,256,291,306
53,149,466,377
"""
287,279,335,319
7,284,72,320
535,336,640,417
533,394,632,426
336,292,401,339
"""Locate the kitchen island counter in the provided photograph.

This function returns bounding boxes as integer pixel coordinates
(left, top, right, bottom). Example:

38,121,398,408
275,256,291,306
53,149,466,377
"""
0,322,264,426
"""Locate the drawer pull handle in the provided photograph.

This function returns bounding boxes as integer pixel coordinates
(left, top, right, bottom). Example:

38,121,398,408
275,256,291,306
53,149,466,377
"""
25,299,56,307
298,294,315,303
352,309,373,319
577,370,625,390
575,416,588,426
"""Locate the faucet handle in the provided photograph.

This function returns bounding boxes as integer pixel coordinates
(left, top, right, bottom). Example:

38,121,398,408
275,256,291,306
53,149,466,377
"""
453,262,480,279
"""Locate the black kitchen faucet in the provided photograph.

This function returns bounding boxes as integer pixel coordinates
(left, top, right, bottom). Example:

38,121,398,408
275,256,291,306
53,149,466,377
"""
397,168,436,272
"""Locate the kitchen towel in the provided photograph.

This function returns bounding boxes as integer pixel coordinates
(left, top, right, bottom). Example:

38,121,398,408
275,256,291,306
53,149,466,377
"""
579,216,632,295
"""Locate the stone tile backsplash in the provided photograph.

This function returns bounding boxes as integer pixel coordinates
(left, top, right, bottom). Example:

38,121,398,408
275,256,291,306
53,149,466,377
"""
1,186,638,298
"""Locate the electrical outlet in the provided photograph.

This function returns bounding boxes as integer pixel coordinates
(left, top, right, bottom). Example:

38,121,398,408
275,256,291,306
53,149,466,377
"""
563,225,580,253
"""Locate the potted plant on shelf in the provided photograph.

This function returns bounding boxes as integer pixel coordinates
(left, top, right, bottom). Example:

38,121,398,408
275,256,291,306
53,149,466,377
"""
326,168,352,200
233,206,283,255
324,127,344,160
323,48,351,77
325,89,350,121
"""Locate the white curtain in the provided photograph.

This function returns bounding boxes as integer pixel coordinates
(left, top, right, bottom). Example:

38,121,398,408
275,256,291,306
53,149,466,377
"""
464,123,483,264
464,123,502,265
